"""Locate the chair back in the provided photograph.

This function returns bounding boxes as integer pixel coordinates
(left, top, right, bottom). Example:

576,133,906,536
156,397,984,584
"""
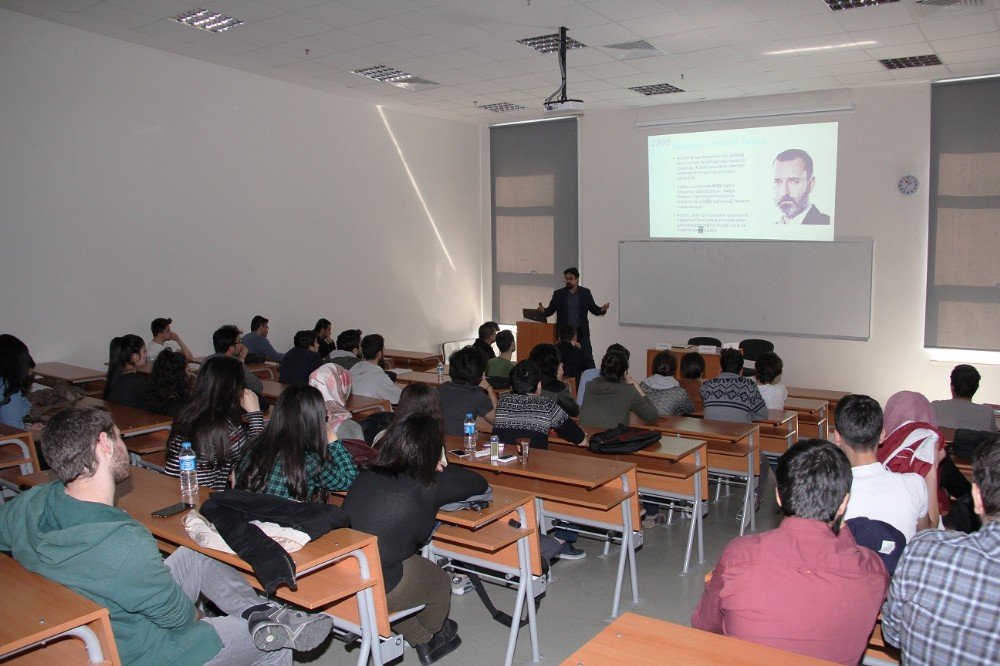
739,338,774,377
687,336,721,348
441,339,475,363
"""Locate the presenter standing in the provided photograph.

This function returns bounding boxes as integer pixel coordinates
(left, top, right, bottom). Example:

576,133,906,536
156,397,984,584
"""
537,267,610,370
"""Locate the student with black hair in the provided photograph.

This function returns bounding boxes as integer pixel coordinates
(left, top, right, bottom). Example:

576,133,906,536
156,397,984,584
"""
528,343,580,417
485,330,515,379
207,324,264,396
641,351,695,417
555,324,585,385
679,351,706,413
349,334,402,404
343,413,486,665
236,384,356,502
147,317,194,362
242,315,284,362
145,349,191,417
701,348,767,423
931,364,997,431
754,351,787,410
579,348,657,429
313,318,334,359
693,440,888,665
329,329,362,370
438,346,496,436
103,334,148,410
0,334,36,430
493,360,586,452
278,330,323,385
472,322,498,361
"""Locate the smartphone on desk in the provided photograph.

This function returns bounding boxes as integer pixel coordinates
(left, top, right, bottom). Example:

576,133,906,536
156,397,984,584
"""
152,502,193,518
496,454,517,463
448,449,470,458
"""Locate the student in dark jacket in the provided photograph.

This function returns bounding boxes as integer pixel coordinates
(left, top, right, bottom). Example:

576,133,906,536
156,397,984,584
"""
555,324,586,386
145,349,191,417
103,334,148,410
279,331,323,385
528,343,580,417
343,413,485,665
471,321,498,361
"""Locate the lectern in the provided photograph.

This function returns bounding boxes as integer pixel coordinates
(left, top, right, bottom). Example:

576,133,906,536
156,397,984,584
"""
516,320,556,360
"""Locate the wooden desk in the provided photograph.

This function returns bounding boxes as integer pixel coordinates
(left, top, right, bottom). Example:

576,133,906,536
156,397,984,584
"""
259,381,390,416
646,348,721,380
787,387,847,429
641,416,759,534
381,349,441,372
756,410,799,463
428,487,542,666
550,427,707,575
33,362,105,390
18,467,393,666
447,442,641,620
0,555,120,665
394,371,445,386
78,397,173,437
784,397,829,440
563,612,834,665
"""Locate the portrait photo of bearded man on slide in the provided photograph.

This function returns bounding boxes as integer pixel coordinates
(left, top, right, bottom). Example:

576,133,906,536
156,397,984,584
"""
773,148,830,226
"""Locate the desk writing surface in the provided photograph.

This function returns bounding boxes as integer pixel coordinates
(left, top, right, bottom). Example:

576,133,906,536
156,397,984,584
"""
563,612,835,666
783,397,828,414
445,437,633,490
394,371,445,386
33,362,105,384
760,410,797,427
651,416,756,442
786,387,849,403
569,424,706,462
79,397,172,435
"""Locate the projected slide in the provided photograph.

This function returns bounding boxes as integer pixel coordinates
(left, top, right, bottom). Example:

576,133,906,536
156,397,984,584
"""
648,122,838,240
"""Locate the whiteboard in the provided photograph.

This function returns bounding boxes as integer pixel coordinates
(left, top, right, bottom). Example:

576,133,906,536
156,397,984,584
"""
618,239,873,340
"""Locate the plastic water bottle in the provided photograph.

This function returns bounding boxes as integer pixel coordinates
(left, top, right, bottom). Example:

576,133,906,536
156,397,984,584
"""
436,361,445,383
463,413,476,452
178,442,198,502
489,435,500,464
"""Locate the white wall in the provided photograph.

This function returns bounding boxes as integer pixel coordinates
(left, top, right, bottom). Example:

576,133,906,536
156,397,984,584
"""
0,8,483,366
578,85,1000,405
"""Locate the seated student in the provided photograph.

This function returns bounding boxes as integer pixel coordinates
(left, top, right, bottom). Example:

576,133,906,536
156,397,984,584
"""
242,315,284,362
350,334,403,404
692,440,888,665
471,322,498,361
835,394,929,541
485,330,515,379
701,348,768,423
145,349,191,417
0,334,37,430
555,324,586,386
278,330,323,385
329,329,363,370
164,356,264,490
313,318,334,359
577,343,630,404
146,317,194,362
343,413,487,665
881,435,1000,666
579,349,658,429
373,382,445,449
753,351,787,410
103,334,149,410
439,346,497,436
1,406,332,665
309,363,365,442
932,364,997,432
236,385,356,501
641,351,695,417
678,351,706,414
528,343,580,417
493,361,586,451
208,324,265,397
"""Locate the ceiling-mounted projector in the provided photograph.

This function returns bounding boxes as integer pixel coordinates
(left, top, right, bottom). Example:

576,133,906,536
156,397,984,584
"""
543,27,583,116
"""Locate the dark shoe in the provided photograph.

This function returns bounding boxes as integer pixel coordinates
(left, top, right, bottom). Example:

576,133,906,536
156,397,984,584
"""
415,620,462,665
557,541,586,560
247,604,333,652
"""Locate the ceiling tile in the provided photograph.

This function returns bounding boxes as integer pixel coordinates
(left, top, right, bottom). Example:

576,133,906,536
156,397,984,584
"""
932,31,1000,53
832,71,893,85
75,3,158,29
187,34,260,55
294,1,376,27
344,18,418,42
850,24,930,48
568,22,643,47
305,28,372,50
944,45,1000,63
619,11,698,38
278,58,337,76
266,36,336,58
738,81,797,96
30,0,101,11
388,34,455,56
587,0,677,22
427,25,506,49
222,21,293,47
136,18,212,43
423,48,493,68
918,12,997,41
105,0,196,19
831,2,915,32
239,46,303,66
575,60,642,79
204,0,284,23
740,0,829,20
254,12,331,37
258,0,328,11
336,0,424,19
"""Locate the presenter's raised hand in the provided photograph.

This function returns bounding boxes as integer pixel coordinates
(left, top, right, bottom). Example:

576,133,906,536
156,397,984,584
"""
600,302,610,314
537,302,545,312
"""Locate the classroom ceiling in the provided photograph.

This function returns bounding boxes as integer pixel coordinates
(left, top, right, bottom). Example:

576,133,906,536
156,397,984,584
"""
5,0,1000,123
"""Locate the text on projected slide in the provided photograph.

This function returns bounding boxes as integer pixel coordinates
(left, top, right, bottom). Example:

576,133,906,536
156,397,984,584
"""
648,122,838,241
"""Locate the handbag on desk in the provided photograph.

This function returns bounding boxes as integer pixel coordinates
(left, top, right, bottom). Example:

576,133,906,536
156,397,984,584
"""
588,424,660,454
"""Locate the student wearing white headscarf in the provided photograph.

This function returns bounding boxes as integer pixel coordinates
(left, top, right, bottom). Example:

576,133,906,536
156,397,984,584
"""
309,363,365,442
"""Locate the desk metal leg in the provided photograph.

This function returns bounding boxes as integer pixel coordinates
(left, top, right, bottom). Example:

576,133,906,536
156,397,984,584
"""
503,506,541,666
609,474,640,620
748,438,756,533
681,449,705,575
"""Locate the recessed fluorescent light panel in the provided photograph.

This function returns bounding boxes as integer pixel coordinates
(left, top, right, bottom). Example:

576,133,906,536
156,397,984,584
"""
350,65,438,90
631,83,685,95
824,0,899,9
172,9,243,33
479,102,527,112
880,54,943,69
766,41,876,55
518,33,586,53
604,40,666,61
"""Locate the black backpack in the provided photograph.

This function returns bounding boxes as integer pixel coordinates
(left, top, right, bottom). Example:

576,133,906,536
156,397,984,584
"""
588,424,660,454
